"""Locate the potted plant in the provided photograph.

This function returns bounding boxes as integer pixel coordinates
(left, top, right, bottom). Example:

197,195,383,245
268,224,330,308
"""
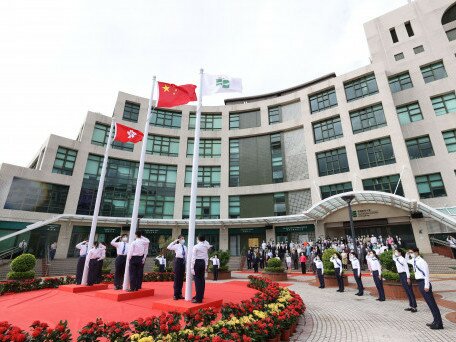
262,258,288,281
7,253,36,280
379,250,421,299
207,250,232,280
321,248,348,287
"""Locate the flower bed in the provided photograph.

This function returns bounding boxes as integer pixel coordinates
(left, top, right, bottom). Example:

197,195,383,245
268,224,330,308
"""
1,276,304,341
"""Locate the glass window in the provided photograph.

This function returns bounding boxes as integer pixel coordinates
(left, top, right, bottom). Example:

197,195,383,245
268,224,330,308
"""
229,140,240,187
270,133,284,183
394,53,405,61
350,104,387,134
146,135,179,157
420,61,448,83
405,21,414,37
313,116,343,143
415,173,446,199
150,109,181,128
188,113,222,130
390,28,399,43
356,137,396,169
344,73,379,102
309,88,338,113
431,92,456,116
268,107,281,124
405,135,435,159
52,146,78,176
229,110,261,129
320,182,353,199
182,196,220,219
443,129,456,153
388,72,413,93
229,114,240,130
413,45,425,54
185,166,221,187
92,123,133,151
446,28,456,41
316,147,349,176
396,102,423,125
186,139,221,158
4,177,69,213
273,192,287,216
122,101,140,122
362,174,404,197
229,196,240,218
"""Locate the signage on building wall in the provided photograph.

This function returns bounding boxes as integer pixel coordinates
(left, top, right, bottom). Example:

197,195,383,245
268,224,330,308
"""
229,227,265,235
142,228,172,235
275,225,314,233
352,209,379,218
181,229,220,235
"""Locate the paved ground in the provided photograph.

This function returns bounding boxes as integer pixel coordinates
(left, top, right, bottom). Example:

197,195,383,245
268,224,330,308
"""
231,272,456,341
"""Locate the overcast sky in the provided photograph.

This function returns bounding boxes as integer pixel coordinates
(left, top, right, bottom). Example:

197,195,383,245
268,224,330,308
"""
0,0,408,167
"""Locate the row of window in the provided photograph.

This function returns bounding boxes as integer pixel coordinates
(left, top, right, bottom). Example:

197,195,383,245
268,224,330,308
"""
389,21,415,44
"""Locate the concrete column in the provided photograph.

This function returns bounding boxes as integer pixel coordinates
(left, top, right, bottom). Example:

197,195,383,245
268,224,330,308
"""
411,219,432,254
314,221,326,240
219,227,229,250
56,222,73,258
172,226,181,239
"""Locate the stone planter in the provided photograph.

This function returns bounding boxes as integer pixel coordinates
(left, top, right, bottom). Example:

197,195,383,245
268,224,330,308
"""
322,275,349,287
206,270,232,280
383,281,422,299
262,272,288,281
267,336,279,342
280,328,291,341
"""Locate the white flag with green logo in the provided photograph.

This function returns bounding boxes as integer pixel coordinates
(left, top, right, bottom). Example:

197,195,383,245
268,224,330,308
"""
202,74,242,95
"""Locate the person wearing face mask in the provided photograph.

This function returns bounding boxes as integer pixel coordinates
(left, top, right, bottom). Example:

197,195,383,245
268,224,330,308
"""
191,235,212,303
111,234,130,290
156,254,167,272
210,254,220,280
87,241,102,286
406,248,443,330
368,250,385,301
127,230,150,292
313,254,325,288
167,235,187,300
330,253,344,292
96,242,106,284
393,248,417,312
75,240,88,285
349,252,363,296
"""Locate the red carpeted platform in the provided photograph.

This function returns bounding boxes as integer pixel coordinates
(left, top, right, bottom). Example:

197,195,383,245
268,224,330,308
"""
0,281,258,340
152,298,223,313
58,283,108,293
95,288,155,301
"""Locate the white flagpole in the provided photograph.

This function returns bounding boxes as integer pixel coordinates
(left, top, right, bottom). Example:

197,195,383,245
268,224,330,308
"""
393,165,406,195
185,68,204,301
122,76,156,290
81,120,115,285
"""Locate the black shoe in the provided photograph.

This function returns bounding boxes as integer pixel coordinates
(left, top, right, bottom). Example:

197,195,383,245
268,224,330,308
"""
429,324,443,330
426,322,435,327
336,290,341,292
178,296,185,299
376,298,385,301
404,308,412,311
339,290,344,293
173,296,179,300
355,293,360,296
358,294,364,296
410,308,417,313
126,289,135,292
191,299,202,303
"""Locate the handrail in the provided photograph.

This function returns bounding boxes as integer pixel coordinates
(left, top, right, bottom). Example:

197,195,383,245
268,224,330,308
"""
0,246,21,259
430,237,453,247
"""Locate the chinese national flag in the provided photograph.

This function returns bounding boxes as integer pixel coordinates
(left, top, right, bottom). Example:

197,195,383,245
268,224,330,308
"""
113,123,144,143
157,81,197,108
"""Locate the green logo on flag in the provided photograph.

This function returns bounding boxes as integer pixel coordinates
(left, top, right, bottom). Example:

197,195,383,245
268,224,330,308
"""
216,77,230,88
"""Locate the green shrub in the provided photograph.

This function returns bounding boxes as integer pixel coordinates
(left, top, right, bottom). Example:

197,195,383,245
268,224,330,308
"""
7,270,35,280
266,258,282,268
381,270,400,282
10,253,36,272
264,258,285,273
322,248,336,276
379,250,396,272
209,250,231,272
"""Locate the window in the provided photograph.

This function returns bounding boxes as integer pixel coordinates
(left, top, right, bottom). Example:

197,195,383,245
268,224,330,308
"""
350,104,387,134
186,139,221,158
431,92,456,116
414,45,425,54
185,166,221,187
4,177,69,213
390,28,399,43
356,137,396,169
146,135,179,157
273,193,286,216
229,140,240,187
388,72,413,93
344,73,378,102
396,102,423,125
150,109,181,128
316,147,349,176
394,53,404,61
309,88,338,113
446,28,456,41
270,133,284,183
91,123,133,151
268,107,281,124
229,196,240,218
443,129,456,153
229,114,240,129
229,110,261,129
320,182,353,200
122,101,140,122
405,21,414,37
415,173,446,199
313,116,343,143
420,61,448,83
362,174,404,197
405,135,434,159
182,196,220,219
189,113,222,130
52,147,78,176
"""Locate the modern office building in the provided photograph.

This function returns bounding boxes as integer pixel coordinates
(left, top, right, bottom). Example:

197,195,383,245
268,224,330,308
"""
0,0,455,259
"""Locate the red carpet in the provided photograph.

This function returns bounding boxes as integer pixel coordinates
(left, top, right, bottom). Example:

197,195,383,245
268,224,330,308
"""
0,281,258,340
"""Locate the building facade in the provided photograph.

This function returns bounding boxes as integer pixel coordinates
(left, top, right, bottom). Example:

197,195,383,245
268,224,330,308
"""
0,0,455,258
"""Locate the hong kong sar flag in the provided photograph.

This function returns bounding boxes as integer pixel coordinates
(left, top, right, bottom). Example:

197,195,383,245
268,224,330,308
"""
114,123,144,143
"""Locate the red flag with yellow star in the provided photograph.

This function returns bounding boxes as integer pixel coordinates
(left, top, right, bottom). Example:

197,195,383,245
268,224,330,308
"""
156,81,197,108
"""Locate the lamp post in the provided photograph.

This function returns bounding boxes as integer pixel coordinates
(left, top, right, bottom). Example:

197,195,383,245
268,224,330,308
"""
341,195,356,251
